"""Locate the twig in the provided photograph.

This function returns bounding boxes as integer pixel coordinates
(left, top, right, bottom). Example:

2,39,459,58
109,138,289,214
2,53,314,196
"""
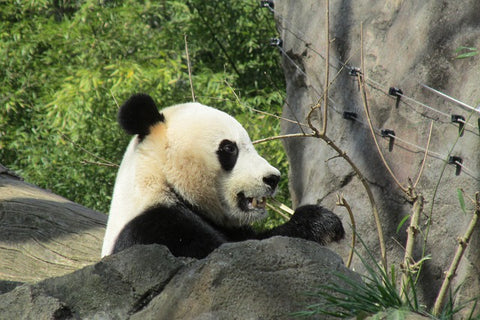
432,192,480,316
355,23,388,270
80,160,119,168
360,22,365,77
336,194,356,268
319,0,329,136
110,90,120,109
189,2,241,77
413,121,433,189
270,197,295,215
60,133,118,168
325,133,387,270
266,203,291,221
184,34,196,102
224,79,311,130
357,75,408,194
419,111,475,284
263,71,306,134
253,132,317,145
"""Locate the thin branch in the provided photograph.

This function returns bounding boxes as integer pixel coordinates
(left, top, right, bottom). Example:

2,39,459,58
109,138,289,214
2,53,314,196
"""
413,121,433,189
336,194,356,269
266,203,291,221
319,0,329,136
110,90,120,109
419,111,475,284
306,103,321,137
360,22,365,77
184,34,196,102
357,74,408,193
80,160,119,168
189,2,241,77
432,192,480,316
224,79,311,129
60,133,118,168
323,133,387,270
253,132,317,145
263,71,306,134
270,197,294,215
355,23,388,270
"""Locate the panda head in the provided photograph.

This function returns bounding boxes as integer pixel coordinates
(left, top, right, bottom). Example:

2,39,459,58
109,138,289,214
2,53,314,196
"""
117,94,281,227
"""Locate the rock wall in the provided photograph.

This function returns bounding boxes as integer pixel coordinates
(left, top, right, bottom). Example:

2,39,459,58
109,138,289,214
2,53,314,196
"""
274,0,480,312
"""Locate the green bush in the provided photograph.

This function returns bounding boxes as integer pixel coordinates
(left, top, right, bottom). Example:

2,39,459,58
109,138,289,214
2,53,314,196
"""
0,0,288,224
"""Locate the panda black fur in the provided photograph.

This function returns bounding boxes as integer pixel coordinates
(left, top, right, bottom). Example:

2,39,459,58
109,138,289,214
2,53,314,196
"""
101,94,345,259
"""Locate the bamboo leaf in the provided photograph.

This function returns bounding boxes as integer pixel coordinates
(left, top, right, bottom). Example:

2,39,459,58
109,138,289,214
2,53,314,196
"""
396,215,411,234
456,51,479,59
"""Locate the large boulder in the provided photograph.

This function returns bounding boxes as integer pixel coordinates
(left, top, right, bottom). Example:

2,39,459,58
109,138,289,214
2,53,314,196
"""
274,0,480,314
0,238,360,320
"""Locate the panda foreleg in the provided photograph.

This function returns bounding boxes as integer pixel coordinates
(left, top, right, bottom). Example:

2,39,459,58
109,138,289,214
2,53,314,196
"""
112,205,228,259
256,205,345,245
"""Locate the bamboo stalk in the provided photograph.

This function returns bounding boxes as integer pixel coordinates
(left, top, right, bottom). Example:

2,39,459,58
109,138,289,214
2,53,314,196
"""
432,192,480,315
400,192,424,301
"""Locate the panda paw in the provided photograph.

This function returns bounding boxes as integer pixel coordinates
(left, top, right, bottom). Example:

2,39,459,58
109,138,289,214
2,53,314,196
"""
289,204,345,245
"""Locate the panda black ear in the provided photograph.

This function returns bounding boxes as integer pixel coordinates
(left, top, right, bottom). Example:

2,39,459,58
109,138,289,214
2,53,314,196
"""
118,93,165,136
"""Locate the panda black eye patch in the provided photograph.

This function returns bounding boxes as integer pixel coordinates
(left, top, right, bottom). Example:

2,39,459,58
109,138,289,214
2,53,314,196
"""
216,139,238,171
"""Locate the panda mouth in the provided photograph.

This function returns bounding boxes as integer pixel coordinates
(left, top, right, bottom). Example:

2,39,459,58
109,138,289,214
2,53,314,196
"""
237,192,267,211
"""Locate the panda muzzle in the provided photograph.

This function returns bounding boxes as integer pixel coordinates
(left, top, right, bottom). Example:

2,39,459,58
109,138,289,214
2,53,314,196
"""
250,197,267,209
238,192,267,211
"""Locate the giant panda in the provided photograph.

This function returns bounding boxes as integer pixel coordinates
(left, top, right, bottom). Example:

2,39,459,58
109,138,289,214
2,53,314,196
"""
101,94,344,259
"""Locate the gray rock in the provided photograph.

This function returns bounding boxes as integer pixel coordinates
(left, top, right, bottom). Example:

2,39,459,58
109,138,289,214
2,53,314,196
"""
275,0,480,314
0,244,191,319
132,236,359,320
0,238,359,320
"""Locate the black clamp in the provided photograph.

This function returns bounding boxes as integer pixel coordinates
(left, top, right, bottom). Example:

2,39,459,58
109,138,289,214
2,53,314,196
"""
343,111,358,120
448,156,463,176
389,87,403,97
389,87,403,108
269,38,283,48
451,114,466,137
260,0,274,11
349,67,361,77
381,129,396,151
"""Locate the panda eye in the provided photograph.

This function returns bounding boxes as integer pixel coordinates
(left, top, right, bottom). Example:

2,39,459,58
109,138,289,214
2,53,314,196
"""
217,140,239,171
221,141,237,154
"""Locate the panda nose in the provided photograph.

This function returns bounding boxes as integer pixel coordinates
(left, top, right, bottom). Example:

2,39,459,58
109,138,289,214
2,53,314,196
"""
263,174,280,190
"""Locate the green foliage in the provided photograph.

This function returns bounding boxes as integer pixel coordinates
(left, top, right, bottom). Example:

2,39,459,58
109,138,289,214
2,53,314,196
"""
454,46,479,59
294,236,476,319
0,0,287,220
457,188,467,215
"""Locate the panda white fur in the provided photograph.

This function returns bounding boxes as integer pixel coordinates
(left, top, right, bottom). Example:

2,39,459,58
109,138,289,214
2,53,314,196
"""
101,94,344,258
